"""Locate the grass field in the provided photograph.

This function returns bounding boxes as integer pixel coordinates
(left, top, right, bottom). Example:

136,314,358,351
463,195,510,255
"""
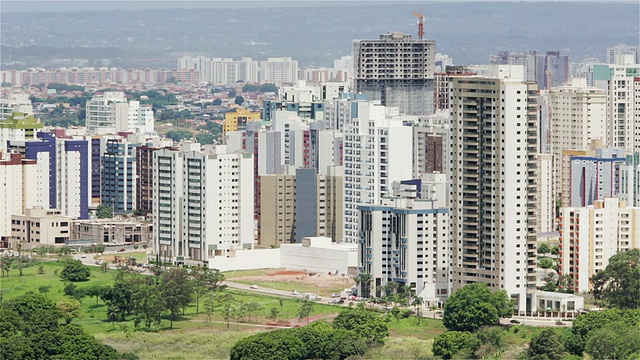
1,260,456,359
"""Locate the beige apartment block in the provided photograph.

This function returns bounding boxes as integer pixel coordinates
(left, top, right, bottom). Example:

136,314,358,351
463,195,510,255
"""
11,207,73,247
259,174,296,248
560,198,640,293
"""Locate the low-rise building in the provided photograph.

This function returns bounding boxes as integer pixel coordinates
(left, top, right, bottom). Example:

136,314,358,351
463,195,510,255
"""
10,207,73,247
280,236,358,276
71,218,153,245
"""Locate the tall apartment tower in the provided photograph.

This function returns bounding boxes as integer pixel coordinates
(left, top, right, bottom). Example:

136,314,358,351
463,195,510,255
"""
593,64,640,153
152,143,254,266
546,77,607,197
353,32,435,116
343,101,413,243
101,138,138,214
451,66,539,311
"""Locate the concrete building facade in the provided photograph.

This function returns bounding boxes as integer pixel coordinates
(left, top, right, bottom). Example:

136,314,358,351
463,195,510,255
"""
10,207,73,247
353,32,435,115
560,198,640,293
259,174,296,247
450,66,539,311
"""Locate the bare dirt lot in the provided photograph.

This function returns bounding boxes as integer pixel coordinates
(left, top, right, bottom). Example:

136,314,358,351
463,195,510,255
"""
227,269,355,296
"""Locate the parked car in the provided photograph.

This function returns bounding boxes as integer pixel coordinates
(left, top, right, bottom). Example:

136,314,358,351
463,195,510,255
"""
118,248,126,252
331,293,340,298
291,290,300,295
249,284,259,289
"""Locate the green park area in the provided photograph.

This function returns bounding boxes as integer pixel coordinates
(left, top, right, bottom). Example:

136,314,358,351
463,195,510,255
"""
1,250,639,359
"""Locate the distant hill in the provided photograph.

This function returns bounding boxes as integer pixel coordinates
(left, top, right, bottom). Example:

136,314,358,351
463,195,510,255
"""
1,2,637,69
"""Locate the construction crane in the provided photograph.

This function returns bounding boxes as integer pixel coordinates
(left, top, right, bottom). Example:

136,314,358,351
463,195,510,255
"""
411,9,425,40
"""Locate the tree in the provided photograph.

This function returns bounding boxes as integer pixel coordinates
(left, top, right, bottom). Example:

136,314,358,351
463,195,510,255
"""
566,308,639,356
591,248,640,309
96,204,114,219
584,320,640,360
212,98,222,106
242,84,258,92
551,245,560,255
60,259,90,282
432,331,481,359
538,243,551,254
84,285,104,306
38,286,50,296
539,257,554,269
234,95,245,105
196,133,215,145
218,293,235,330
107,305,119,330
297,300,314,324
259,83,278,93
56,297,82,324
268,307,280,323
165,129,193,142
332,309,388,343
228,90,236,98
527,329,567,360
442,283,513,332
160,268,194,329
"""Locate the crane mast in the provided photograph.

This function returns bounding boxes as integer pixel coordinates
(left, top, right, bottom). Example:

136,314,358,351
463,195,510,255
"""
411,9,425,40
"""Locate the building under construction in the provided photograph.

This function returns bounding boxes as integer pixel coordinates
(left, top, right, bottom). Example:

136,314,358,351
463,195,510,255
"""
353,32,436,115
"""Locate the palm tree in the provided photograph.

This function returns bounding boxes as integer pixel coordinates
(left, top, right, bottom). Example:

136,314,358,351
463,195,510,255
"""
107,305,119,330
354,273,372,298
412,296,424,325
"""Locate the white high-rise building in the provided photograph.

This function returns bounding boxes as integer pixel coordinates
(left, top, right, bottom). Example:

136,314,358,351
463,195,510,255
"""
259,57,299,84
343,100,413,243
620,153,640,207
545,78,607,196
536,154,555,233
358,196,451,304
152,143,254,266
0,154,45,242
85,92,154,135
593,64,640,153
607,44,640,65
450,65,539,311
0,93,33,121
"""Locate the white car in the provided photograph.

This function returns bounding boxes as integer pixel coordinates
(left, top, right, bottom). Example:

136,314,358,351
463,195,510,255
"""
249,284,259,289
291,290,300,295
331,293,340,298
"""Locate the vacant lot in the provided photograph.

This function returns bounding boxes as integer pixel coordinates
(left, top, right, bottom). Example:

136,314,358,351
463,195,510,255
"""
225,268,354,296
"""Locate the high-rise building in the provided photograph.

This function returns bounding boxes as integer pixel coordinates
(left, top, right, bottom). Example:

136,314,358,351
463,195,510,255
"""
0,154,45,246
593,64,640,153
566,147,626,207
490,50,569,89
259,174,296,247
450,65,539,311
607,44,640,65
152,143,254,266
560,198,640,293
85,92,154,135
259,57,299,84
343,100,413,243
620,153,640,207
101,138,139,214
358,195,451,303
353,32,435,115
434,66,476,111
9,132,91,220
545,77,607,196
0,112,42,154
294,167,344,243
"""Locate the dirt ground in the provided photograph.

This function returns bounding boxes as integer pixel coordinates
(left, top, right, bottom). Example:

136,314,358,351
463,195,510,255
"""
233,269,355,292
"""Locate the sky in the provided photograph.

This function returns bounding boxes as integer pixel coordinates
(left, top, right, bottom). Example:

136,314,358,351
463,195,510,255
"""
2,0,634,13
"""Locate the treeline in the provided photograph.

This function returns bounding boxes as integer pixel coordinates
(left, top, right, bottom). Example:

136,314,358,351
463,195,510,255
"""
0,292,136,360
67,267,225,329
230,308,388,360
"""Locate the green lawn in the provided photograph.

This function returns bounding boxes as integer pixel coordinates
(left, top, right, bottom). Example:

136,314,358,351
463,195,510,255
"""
2,261,451,359
387,317,447,340
223,269,271,278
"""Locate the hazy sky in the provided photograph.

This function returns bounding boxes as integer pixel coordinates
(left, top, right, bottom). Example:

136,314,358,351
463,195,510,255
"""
2,0,633,13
